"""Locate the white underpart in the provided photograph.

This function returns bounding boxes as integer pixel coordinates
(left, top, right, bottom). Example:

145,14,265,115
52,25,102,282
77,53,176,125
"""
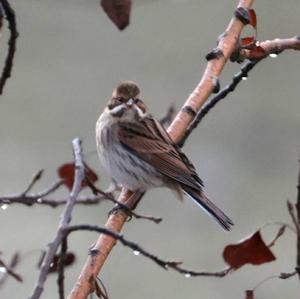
96,110,163,191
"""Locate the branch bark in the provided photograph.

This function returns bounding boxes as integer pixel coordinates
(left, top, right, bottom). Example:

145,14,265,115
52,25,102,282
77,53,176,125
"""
67,1,255,298
238,36,300,61
0,0,18,95
180,36,300,147
297,159,300,278
28,138,85,299
0,254,22,283
65,224,230,278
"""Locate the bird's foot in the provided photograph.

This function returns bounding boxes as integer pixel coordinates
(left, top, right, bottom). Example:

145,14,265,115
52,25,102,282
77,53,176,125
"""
107,204,133,221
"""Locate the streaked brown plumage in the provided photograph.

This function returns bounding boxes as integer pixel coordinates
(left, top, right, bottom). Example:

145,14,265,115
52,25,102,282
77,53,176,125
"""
96,81,233,230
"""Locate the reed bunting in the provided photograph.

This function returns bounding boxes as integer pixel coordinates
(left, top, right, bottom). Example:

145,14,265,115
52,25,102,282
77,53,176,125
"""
96,81,233,230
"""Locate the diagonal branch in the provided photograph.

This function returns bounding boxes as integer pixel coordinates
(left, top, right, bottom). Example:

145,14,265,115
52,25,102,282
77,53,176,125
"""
0,0,18,95
28,138,85,299
0,254,22,284
57,237,68,299
287,159,300,279
159,104,176,128
22,170,44,195
179,60,257,147
67,1,255,298
287,200,300,235
296,159,300,278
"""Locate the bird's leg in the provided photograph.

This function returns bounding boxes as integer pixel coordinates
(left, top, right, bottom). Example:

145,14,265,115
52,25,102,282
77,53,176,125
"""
107,190,145,221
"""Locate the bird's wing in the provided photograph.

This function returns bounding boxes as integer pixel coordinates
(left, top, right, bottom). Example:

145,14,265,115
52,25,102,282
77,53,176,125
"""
118,116,203,190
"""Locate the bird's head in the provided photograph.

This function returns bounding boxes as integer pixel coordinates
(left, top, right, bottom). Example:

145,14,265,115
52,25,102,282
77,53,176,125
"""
107,81,147,120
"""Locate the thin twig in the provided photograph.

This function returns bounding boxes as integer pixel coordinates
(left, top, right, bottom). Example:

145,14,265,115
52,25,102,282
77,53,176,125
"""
279,270,298,279
22,170,44,195
246,270,297,298
66,224,230,278
0,171,108,207
0,5,3,30
86,179,162,224
0,175,162,223
252,160,300,293
260,221,297,234
267,225,286,248
238,36,300,61
57,238,68,299
0,192,114,207
0,180,64,207
179,60,258,147
0,253,20,288
0,0,18,95
0,255,22,283
33,180,64,198
179,36,300,147
296,158,300,278
95,277,109,299
159,104,176,128
251,269,298,292
287,200,300,235
28,138,85,299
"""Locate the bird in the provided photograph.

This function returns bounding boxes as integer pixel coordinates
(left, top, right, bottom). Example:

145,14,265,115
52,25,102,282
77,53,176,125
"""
96,81,233,230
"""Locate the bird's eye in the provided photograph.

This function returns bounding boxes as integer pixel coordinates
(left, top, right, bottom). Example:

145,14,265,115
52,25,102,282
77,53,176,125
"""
134,98,140,104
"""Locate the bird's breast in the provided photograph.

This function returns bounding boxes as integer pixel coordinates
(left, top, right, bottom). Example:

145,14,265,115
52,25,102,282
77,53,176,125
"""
96,119,163,191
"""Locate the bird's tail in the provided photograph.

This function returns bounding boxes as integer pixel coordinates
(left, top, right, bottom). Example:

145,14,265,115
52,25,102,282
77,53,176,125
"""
182,186,234,231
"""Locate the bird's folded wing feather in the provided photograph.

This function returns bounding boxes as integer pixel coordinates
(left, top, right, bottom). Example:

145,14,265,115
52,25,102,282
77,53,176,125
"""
118,117,203,190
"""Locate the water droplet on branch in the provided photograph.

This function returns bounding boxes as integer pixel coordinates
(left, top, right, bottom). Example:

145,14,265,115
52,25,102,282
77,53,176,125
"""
1,204,8,210
269,53,278,58
0,267,7,273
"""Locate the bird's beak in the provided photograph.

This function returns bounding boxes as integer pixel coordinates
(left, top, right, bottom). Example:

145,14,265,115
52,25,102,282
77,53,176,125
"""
126,98,134,107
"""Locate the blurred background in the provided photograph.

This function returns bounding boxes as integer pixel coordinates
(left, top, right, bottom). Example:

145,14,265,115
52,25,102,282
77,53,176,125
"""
0,0,299,298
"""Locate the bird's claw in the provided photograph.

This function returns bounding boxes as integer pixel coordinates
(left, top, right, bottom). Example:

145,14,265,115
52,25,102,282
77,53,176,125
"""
107,204,133,222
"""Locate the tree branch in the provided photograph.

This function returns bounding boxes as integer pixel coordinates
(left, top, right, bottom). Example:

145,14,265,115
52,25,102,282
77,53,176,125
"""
238,36,300,61
0,180,64,207
57,238,68,299
65,224,230,278
159,104,176,128
251,270,297,294
0,0,18,95
287,200,300,235
28,138,85,299
0,254,22,284
180,36,300,147
22,170,44,195
296,159,300,278
0,172,162,226
67,1,255,298
287,168,300,278
86,179,162,224
179,60,257,147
